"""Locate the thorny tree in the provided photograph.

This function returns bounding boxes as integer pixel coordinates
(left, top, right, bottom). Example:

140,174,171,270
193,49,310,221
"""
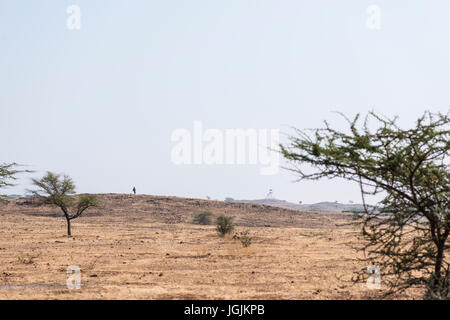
30,172,99,237
281,111,449,299
0,162,29,202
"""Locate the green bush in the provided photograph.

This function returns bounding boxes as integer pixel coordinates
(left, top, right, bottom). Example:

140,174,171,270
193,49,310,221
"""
193,211,214,225
216,215,234,236
233,230,253,247
425,274,450,300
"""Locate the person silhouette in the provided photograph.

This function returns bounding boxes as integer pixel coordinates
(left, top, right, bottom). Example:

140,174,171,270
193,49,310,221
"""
132,186,136,195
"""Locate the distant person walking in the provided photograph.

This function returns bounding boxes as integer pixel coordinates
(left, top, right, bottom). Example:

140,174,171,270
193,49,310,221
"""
132,186,136,195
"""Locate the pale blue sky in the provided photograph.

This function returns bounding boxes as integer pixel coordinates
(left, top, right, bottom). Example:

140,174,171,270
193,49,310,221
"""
1,1,449,203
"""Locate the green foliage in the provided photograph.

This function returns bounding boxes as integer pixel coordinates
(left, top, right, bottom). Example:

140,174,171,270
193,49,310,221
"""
0,163,19,191
193,211,214,225
426,273,450,300
0,163,30,202
17,253,40,265
77,194,100,214
281,111,450,298
216,215,234,236
31,172,76,210
233,230,253,247
30,172,100,236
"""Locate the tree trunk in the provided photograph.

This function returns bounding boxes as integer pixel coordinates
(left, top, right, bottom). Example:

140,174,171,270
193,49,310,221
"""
66,217,72,237
426,241,446,298
435,242,444,279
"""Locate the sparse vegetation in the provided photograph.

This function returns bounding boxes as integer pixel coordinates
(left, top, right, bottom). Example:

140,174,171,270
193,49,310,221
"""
298,232,325,238
216,215,234,236
233,230,253,247
30,172,99,237
0,163,30,202
0,193,433,299
17,253,40,265
193,211,214,225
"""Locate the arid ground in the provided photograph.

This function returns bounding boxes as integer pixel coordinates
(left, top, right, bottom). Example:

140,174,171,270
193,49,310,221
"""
0,194,422,299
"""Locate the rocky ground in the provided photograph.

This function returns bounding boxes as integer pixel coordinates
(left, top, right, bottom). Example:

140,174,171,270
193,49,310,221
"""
0,194,422,299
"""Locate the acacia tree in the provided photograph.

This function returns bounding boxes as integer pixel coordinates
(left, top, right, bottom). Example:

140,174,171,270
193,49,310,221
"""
0,162,28,201
281,111,449,299
30,172,99,237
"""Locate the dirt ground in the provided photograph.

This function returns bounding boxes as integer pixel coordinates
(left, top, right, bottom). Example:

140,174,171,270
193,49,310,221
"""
0,194,422,299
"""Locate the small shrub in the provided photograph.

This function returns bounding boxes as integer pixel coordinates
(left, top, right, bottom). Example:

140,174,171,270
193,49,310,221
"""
193,211,214,225
233,230,253,247
216,215,234,236
17,253,40,265
425,274,450,300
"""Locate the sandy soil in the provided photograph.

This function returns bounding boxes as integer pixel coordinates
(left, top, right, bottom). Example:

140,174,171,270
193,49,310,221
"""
0,194,422,299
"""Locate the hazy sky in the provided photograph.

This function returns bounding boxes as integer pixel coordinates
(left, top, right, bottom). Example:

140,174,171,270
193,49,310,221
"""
1,1,449,203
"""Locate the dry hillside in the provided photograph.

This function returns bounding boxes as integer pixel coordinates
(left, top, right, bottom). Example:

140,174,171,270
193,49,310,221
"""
0,194,422,299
